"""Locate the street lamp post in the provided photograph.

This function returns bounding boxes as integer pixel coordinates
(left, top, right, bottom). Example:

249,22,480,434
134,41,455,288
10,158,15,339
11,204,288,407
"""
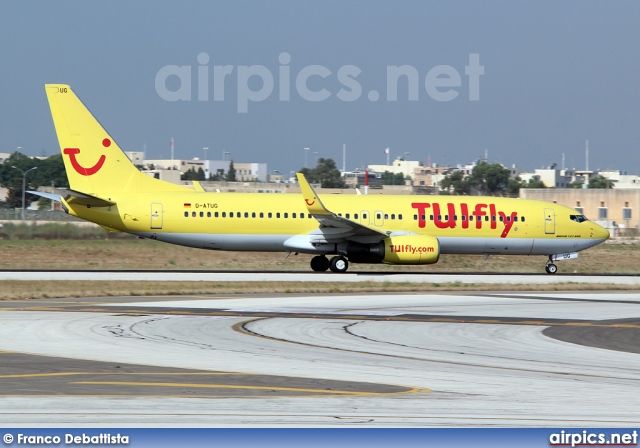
304,147,310,168
403,152,410,184
11,165,37,220
273,169,282,183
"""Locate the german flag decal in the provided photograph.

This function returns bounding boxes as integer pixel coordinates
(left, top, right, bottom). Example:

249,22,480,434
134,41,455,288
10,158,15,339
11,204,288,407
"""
184,203,191,208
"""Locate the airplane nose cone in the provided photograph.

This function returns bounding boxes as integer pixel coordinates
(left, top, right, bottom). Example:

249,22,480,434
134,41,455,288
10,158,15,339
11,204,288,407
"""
593,224,610,240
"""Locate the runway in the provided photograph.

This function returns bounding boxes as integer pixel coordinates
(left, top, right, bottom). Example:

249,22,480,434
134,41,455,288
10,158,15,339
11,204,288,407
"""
0,289,639,426
2,269,640,285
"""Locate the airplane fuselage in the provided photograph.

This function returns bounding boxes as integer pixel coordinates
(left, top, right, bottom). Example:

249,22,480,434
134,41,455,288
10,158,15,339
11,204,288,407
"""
64,191,608,258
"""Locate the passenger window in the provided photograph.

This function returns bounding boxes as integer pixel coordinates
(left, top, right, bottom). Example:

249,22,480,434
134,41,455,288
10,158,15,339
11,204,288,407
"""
230,212,234,218
245,212,249,218
521,216,526,222
268,212,272,218
207,211,211,218
398,214,402,220
192,211,196,217
499,216,503,222
414,214,418,220
276,212,281,218
260,212,264,218
293,213,297,218
453,215,458,221
391,214,395,220
469,215,474,221
354,213,359,219
200,212,204,217
222,212,226,218
252,212,256,218
184,211,188,217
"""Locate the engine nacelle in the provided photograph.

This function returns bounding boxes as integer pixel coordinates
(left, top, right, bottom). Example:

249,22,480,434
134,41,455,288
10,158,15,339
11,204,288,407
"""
345,235,440,265
382,234,440,265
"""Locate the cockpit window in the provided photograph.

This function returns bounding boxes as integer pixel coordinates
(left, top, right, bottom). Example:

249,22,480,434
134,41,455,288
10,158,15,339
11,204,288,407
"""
569,214,588,223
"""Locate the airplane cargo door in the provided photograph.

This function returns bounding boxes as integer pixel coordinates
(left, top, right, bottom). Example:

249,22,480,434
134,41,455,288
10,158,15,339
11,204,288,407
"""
151,203,163,229
544,208,555,234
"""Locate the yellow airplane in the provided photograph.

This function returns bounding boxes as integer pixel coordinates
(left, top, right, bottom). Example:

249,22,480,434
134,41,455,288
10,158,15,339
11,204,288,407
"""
34,84,609,274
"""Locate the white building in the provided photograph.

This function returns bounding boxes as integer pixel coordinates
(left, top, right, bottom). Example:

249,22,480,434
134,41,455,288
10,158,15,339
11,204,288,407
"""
367,158,423,181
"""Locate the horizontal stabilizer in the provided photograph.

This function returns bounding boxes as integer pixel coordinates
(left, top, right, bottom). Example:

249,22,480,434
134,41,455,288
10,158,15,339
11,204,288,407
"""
27,191,61,203
30,188,115,208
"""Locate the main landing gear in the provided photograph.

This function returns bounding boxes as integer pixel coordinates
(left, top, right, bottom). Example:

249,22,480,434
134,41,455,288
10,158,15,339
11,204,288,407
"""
545,256,558,275
310,255,349,273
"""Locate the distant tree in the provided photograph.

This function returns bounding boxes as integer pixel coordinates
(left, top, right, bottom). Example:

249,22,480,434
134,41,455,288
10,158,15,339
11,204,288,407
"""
506,176,523,196
0,152,69,209
439,171,470,195
381,171,405,185
588,176,613,189
225,160,237,181
181,168,197,181
299,158,346,188
468,162,511,195
521,178,546,189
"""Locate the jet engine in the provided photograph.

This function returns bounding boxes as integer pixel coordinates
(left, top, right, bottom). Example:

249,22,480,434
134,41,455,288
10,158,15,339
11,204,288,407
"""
345,235,440,265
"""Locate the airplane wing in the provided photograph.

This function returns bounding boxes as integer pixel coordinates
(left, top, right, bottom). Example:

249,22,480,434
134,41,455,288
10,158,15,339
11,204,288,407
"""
296,173,387,242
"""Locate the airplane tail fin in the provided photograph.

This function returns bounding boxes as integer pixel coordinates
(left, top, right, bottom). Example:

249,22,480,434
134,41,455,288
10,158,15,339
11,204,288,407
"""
45,84,188,197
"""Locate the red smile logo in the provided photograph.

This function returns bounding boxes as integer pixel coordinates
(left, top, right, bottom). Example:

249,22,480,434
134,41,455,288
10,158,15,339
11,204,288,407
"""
63,138,110,176
305,198,316,206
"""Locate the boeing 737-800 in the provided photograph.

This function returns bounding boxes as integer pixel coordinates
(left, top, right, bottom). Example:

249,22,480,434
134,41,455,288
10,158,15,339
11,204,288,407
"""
33,84,609,274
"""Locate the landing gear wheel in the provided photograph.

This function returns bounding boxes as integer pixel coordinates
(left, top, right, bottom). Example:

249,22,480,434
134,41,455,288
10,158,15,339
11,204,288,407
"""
329,255,349,273
310,255,330,272
545,263,557,274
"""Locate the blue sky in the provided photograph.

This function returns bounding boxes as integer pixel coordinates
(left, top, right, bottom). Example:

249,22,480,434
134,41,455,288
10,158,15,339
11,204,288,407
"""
1,1,639,176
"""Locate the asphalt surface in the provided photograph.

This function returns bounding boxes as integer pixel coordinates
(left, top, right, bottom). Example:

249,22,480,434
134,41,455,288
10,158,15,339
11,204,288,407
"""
0,291,638,425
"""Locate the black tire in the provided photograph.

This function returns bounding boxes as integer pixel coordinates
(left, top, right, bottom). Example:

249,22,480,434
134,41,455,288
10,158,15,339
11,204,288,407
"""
546,263,557,274
310,255,329,272
329,256,349,273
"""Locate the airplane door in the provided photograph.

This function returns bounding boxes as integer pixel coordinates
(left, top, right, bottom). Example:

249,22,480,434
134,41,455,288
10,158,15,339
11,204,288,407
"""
360,210,370,226
544,208,555,234
151,203,163,229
